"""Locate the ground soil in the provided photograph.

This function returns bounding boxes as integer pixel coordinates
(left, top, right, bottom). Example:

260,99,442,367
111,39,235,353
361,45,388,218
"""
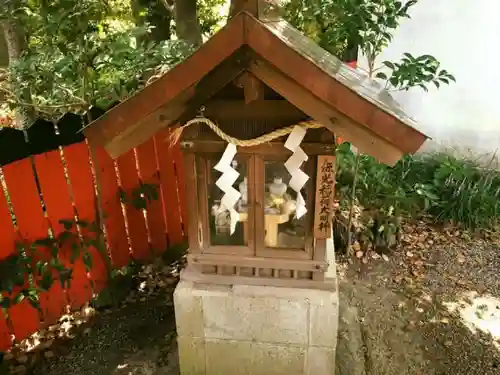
336,226,500,375
10,222,500,375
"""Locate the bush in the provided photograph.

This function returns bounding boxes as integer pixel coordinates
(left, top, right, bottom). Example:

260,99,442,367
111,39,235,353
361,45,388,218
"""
336,143,500,231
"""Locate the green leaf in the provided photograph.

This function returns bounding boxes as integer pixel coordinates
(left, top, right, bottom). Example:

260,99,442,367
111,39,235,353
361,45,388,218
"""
0,296,11,309
59,269,73,289
403,52,415,61
82,252,93,271
27,294,40,310
418,83,429,92
389,76,399,86
33,237,56,247
76,220,90,228
375,72,388,80
13,293,25,305
59,219,75,230
382,61,396,70
40,271,53,291
70,243,80,264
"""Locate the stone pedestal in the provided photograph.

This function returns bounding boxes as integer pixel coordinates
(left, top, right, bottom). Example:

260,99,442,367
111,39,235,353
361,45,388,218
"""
174,277,339,375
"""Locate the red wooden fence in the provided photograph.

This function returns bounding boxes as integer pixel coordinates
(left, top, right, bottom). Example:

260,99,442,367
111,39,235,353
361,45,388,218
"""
0,123,187,351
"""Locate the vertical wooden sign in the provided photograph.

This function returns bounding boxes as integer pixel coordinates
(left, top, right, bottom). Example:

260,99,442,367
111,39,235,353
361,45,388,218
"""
314,155,336,239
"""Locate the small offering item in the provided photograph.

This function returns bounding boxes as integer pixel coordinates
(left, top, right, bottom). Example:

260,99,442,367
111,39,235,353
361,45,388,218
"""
269,177,287,197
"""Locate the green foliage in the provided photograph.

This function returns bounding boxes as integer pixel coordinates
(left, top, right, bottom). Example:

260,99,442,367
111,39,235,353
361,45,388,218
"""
283,0,455,93
197,0,227,37
336,144,500,231
283,0,417,59
282,0,346,55
0,182,161,309
0,216,107,309
10,34,190,113
161,241,188,266
377,53,456,92
2,0,192,119
0,236,73,310
91,262,139,309
119,182,160,210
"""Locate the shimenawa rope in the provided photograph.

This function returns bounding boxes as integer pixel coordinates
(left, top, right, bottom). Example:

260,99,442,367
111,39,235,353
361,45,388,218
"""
169,116,324,147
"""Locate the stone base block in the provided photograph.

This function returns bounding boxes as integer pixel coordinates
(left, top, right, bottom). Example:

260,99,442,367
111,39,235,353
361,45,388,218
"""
174,279,339,375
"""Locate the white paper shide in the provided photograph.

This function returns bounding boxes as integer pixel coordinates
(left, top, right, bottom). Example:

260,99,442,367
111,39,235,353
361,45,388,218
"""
284,126,309,218
213,126,310,236
213,143,241,235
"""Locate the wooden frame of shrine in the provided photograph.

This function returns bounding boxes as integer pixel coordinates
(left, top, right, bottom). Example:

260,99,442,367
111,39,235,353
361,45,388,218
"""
83,0,428,290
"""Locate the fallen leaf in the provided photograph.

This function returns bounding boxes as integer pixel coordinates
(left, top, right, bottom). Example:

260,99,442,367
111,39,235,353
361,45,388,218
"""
411,269,422,277
406,251,414,258
393,275,403,283
382,254,389,262
422,294,432,303
404,277,414,284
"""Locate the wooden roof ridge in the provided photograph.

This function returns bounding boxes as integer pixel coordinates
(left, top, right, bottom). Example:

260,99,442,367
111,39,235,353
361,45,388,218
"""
83,11,429,165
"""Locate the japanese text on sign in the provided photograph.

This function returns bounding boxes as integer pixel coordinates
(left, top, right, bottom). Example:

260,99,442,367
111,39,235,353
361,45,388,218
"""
314,155,336,239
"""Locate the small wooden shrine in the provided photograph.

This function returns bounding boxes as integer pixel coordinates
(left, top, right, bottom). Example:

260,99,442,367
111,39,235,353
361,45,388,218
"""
83,0,428,290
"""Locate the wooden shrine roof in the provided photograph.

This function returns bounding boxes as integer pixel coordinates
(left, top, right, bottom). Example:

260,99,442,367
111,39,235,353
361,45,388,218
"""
83,11,429,165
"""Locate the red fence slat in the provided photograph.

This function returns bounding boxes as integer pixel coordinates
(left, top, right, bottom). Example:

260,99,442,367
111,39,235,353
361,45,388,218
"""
116,150,150,260
34,150,92,311
63,142,107,292
0,313,12,351
0,123,190,349
1,160,44,340
0,178,15,350
0,181,16,262
93,148,129,268
154,130,183,246
172,139,188,237
136,139,167,255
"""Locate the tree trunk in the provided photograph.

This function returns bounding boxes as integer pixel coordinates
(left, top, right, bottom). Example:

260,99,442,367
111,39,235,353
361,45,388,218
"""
132,0,173,43
0,29,8,68
174,0,202,47
341,37,359,63
1,18,35,126
1,19,24,62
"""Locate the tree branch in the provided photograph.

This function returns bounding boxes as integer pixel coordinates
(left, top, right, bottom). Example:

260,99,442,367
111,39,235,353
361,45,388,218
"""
158,0,175,13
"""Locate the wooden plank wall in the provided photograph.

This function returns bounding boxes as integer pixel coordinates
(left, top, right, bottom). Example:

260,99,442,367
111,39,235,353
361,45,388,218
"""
0,111,187,351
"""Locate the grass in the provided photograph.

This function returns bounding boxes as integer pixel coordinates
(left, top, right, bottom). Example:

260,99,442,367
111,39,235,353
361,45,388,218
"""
336,143,500,230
